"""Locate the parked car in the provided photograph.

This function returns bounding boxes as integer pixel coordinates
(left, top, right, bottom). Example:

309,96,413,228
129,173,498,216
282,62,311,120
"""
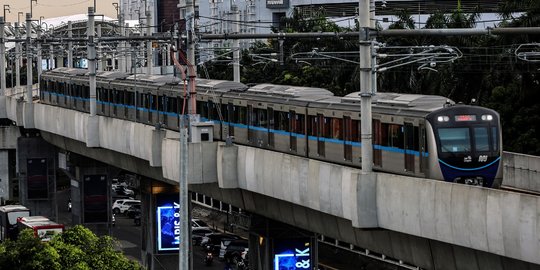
112,199,140,214
192,218,209,229
114,186,135,197
220,239,248,259
202,233,241,255
126,204,141,218
192,227,214,246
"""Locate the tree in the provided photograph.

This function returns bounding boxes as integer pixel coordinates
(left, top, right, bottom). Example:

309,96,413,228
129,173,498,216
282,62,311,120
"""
0,225,142,270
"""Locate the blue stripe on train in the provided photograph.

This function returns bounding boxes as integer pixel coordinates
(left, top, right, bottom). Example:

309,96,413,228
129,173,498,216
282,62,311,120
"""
43,90,428,157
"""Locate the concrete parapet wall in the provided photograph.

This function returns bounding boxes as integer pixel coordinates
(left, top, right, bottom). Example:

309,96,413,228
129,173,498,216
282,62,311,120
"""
33,103,89,142
377,174,540,265
503,151,540,192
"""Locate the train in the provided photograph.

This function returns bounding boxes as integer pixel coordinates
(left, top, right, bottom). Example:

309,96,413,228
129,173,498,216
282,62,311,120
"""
39,67,503,188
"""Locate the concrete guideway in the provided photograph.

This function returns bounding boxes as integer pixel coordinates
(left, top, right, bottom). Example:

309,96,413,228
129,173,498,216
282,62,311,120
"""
2,93,540,268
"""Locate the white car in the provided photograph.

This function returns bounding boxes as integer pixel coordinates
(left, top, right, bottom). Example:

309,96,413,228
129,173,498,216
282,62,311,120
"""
112,199,140,214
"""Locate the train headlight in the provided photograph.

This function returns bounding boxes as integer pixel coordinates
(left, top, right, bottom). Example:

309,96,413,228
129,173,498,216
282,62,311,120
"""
437,116,450,122
481,115,493,121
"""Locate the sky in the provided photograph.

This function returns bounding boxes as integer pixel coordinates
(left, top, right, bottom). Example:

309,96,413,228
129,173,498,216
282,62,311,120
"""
1,0,117,24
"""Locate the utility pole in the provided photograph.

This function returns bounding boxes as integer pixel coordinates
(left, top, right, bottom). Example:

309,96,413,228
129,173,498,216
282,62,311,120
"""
359,0,373,173
25,13,32,103
232,4,240,82
0,16,5,95
97,24,103,71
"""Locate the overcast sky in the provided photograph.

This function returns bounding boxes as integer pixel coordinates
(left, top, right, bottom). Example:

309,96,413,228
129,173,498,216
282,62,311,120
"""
2,0,117,23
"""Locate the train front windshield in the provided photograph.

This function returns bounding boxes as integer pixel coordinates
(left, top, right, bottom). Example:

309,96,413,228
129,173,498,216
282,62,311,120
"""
438,126,498,154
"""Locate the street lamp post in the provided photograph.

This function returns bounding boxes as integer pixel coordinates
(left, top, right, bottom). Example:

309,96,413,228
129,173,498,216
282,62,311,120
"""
30,0,37,19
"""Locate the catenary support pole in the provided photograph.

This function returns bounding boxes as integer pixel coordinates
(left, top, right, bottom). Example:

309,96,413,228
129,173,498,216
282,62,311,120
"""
15,22,20,89
0,16,5,95
146,11,152,75
36,26,42,82
68,21,73,68
97,24,103,71
359,0,373,173
87,7,96,117
232,4,240,82
26,13,32,102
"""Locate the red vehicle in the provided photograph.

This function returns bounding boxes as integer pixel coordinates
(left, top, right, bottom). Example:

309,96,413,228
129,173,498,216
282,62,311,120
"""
17,216,64,242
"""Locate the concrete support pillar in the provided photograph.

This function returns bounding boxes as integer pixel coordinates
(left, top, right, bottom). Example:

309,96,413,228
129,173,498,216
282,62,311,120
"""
17,135,57,220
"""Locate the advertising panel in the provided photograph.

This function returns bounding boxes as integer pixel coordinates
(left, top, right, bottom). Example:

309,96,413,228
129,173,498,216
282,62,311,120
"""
273,238,312,270
27,158,48,199
83,175,108,223
266,0,289,9
156,194,180,252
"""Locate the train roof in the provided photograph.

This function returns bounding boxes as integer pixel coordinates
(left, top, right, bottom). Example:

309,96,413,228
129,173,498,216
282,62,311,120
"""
342,92,454,112
125,74,182,85
97,71,131,80
247,84,333,98
48,67,88,76
196,79,247,93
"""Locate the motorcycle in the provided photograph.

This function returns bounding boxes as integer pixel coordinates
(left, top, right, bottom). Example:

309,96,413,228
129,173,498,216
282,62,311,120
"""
134,213,141,226
204,252,213,266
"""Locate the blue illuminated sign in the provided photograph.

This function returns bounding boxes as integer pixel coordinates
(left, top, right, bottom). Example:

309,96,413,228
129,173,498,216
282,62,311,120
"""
156,195,180,252
273,239,311,270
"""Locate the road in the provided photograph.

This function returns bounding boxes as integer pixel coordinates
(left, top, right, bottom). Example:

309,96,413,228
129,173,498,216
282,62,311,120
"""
56,189,227,269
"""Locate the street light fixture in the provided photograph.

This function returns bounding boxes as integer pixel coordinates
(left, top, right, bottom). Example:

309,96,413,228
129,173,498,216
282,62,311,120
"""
30,0,37,19
3,5,9,22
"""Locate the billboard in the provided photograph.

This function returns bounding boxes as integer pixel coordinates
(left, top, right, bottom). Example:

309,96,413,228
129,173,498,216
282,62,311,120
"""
27,158,48,199
266,0,289,9
83,175,108,223
273,238,312,270
156,194,181,252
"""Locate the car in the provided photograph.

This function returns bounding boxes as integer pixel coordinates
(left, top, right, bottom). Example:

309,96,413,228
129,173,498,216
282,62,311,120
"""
192,218,209,229
112,199,140,214
192,227,214,246
220,239,248,259
201,233,241,255
114,186,135,197
126,204,141,218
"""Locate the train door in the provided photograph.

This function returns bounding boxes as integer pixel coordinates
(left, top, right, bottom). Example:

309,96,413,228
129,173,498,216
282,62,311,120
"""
268,107,275,147
404,122,415,172
317,114,325,157
247,105,254,143
290,110,297,152
419,123,426,173
228,102,234,138
373,119,382,167
344,116,352,161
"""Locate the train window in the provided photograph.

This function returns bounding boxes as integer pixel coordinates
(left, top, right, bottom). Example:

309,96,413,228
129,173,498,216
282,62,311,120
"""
275,111,289,132
438,128,471,153
308,116,317,136
196,100,204,118
234,106,245,124
158,96,165,111
84,86,90,99
386,124,404,149
221,104,229,121
239,106,247,125
295,114,305,134
474,127,490,152
323,116,331,138
332,118,342,140
492,127,498,152
256,108,267,127
118,90,125,105
208,100,215,120
169,97,178,113
268,108,274,129
152,95,158,110
352,120,360,142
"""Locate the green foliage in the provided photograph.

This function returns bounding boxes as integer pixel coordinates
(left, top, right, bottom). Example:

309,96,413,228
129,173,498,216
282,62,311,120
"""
0,226,143,270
